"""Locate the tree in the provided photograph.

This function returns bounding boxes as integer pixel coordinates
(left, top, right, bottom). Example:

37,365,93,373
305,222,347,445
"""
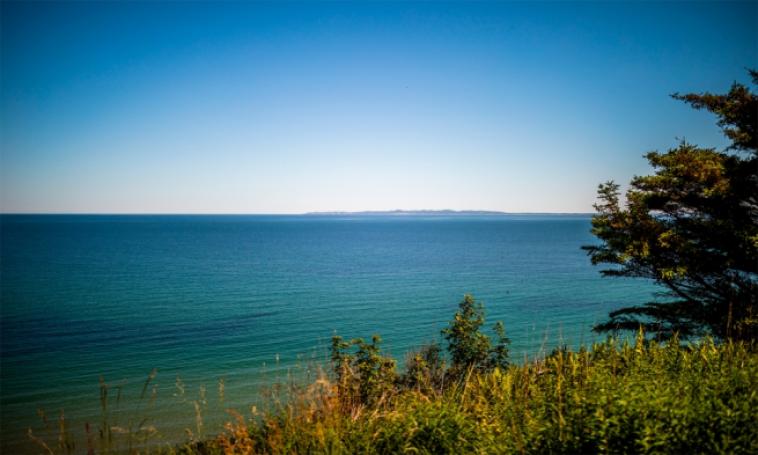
442,294,510,377
584,71,758,341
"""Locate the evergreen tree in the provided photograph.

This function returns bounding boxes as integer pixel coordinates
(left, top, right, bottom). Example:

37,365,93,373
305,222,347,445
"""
584,71,758,341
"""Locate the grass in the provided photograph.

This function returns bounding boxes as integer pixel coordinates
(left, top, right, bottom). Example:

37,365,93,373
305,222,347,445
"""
27,331,758,454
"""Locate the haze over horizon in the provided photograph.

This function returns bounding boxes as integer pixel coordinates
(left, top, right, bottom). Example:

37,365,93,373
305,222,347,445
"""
0,209,594,216
2,1,755,214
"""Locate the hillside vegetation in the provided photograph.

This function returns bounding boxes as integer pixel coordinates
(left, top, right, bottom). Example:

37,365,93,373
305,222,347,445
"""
29,296,758,454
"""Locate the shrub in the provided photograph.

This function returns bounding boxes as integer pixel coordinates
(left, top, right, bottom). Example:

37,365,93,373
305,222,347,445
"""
399,343,446,394
442,294,511,378
330,335,397,407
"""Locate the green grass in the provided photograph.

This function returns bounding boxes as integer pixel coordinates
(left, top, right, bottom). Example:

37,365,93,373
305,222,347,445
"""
206,334,757,455
29,333,757,454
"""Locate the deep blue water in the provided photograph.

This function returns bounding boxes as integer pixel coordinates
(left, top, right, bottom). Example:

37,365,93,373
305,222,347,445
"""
0,214,657,452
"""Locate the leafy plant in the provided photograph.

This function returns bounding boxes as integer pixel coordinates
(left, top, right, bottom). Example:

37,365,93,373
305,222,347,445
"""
330,335,397,407
400,342,446,394
442,294,511,377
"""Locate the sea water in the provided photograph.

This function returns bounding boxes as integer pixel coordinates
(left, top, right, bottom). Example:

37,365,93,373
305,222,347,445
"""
0,214,658,452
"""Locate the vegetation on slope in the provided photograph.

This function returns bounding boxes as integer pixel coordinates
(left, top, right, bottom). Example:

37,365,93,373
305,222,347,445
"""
211,335,755,455
29,296,758,454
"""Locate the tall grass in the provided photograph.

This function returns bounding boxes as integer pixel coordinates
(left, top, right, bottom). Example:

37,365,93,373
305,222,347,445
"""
206,333,757,455
27,332,757,454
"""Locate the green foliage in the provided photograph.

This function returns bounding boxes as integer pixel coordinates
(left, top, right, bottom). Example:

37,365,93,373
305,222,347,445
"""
330,334,397,407
329,295,509,406
489,320,511,370
26,301,758,454
672,69,758,153
584,71,758,341
399,343,446,394
203,334,757,455
442,294,490,374
330,335,353,392
441,294,511,377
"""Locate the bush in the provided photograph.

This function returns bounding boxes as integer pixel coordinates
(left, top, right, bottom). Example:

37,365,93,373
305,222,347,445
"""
330,334,397,407
399,343,446,394
442,294,511,378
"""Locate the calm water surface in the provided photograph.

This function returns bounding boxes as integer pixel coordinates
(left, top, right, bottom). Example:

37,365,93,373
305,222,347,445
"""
0,215,657,452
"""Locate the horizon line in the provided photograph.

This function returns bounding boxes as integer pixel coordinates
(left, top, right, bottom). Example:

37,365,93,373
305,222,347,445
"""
0,210,595,216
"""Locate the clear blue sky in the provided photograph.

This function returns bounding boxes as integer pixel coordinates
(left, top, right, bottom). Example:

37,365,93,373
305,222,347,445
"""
1,1,755,213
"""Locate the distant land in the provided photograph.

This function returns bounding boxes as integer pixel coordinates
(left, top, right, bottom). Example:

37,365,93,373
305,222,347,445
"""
0,211,596,216
303,210,592,216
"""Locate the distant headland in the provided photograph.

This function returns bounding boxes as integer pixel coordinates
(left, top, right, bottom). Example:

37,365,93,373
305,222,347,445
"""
303,210,591,216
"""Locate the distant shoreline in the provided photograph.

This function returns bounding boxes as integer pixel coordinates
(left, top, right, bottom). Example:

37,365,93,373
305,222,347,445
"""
0,211,594,216
303,210,593,217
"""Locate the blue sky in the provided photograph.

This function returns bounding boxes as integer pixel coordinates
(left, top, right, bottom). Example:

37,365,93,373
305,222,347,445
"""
1,1,755,213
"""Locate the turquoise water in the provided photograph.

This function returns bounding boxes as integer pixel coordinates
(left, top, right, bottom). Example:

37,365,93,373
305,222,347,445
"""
0,214,657,451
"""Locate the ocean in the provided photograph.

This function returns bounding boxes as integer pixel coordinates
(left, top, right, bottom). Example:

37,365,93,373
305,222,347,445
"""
0,214,658,452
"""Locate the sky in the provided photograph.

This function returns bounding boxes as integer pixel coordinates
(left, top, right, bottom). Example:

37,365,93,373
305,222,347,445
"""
1,1,756,214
